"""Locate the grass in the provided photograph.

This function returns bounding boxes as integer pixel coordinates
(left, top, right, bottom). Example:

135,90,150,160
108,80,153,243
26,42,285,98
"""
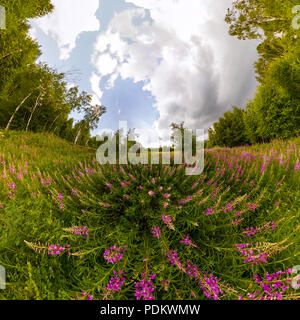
0,130,299,300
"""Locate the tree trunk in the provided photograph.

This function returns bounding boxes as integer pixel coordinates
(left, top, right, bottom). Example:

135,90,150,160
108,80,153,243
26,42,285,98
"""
85,138,90,146
48,113,62,132
74,127,82,145
26,92,43,132
5,92,32,131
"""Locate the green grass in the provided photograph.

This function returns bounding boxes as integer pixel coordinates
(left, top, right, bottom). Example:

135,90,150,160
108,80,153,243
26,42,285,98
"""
0,130,299,300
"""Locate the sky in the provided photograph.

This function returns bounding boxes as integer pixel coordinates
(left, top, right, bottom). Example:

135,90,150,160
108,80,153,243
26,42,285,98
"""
29,0,259,146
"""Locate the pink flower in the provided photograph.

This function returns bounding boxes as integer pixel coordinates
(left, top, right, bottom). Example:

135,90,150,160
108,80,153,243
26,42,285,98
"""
163,193,171,199
152,226,161,239
148,191,155,196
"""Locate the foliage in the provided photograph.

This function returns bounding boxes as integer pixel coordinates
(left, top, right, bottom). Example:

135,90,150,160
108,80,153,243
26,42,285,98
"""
0,131,299,300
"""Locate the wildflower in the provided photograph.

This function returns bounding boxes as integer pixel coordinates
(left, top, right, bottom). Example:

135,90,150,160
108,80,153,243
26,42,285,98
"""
72,189,79,196
107,183,112,189
162,214,175,230
106,271,126,292
247,203,257,211
8,182,16,190
163,202,168,208
104,245,127,264
48,244,65,255
152,226,161,239
57,193,64,201
135,273,156,300
71,226,90,239
76,291,94,300
8,192,15,199
166,249,185,272
148,190,155,196
203,207,214,216
124,194,130,200
198,272,223,300
180,235,197,248
163,193,171,199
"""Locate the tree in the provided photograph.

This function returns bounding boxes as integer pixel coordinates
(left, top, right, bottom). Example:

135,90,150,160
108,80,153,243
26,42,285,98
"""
208,107,249,147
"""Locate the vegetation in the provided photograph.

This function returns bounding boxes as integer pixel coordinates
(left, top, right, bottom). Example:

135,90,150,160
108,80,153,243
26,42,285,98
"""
0,0,106,147
208,0,300,147
0,131,299,300
0,0,298,301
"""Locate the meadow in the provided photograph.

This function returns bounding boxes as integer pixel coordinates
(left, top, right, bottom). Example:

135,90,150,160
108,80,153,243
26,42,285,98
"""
0,130,299,300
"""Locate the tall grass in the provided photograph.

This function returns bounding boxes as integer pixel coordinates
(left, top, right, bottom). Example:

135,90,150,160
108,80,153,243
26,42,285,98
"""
0,130,299,300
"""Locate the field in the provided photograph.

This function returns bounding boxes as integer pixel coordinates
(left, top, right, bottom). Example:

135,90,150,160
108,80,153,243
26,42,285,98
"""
0,130,299,300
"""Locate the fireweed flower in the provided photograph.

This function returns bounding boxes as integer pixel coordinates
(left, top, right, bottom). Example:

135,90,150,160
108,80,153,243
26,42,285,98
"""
198,272,223,300
104,245,127,264
243,269,296,300
203,207,214,216
57,193,64,201
72,226,90,238
76,291,94,300
166,249,185,272
180,235,197,248
72,189,79,196
8,191,15,199
162,214,175,230
135,273,156,300
8,182,16,190
48,244,66,255
152,226,161,239
106,271,126,292
247,203,257,211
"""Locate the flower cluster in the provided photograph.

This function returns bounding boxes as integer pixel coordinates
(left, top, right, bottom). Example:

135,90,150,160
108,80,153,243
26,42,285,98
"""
106,271,126,292
104,245,127,263
71,226,90,239
242,221,276,237
239,269,296,300
166,249,185,272
203,207,214,216
135,273,156,300
76,291,94,300
198,273,224,300
162,214,175,230
48,244,69,255
234,243,269,265
151,226,161,239
180,235,197,248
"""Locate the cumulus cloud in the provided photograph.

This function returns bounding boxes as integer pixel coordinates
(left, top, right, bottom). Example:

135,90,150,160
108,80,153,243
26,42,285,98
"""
31,0,100,60
91,0,258,142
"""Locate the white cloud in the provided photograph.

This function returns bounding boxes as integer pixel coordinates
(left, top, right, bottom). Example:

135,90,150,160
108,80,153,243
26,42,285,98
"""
90,72,103,102
31,0,100,60
91,0,258,142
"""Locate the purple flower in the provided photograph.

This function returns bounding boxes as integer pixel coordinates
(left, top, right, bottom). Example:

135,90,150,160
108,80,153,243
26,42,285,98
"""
152,226,161,239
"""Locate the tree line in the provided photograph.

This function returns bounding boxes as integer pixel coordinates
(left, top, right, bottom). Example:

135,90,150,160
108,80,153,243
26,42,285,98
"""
0,0,106,147
207,0,300,148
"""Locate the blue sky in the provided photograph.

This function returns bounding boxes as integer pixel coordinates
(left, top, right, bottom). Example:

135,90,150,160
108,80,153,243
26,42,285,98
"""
30,0,259,145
